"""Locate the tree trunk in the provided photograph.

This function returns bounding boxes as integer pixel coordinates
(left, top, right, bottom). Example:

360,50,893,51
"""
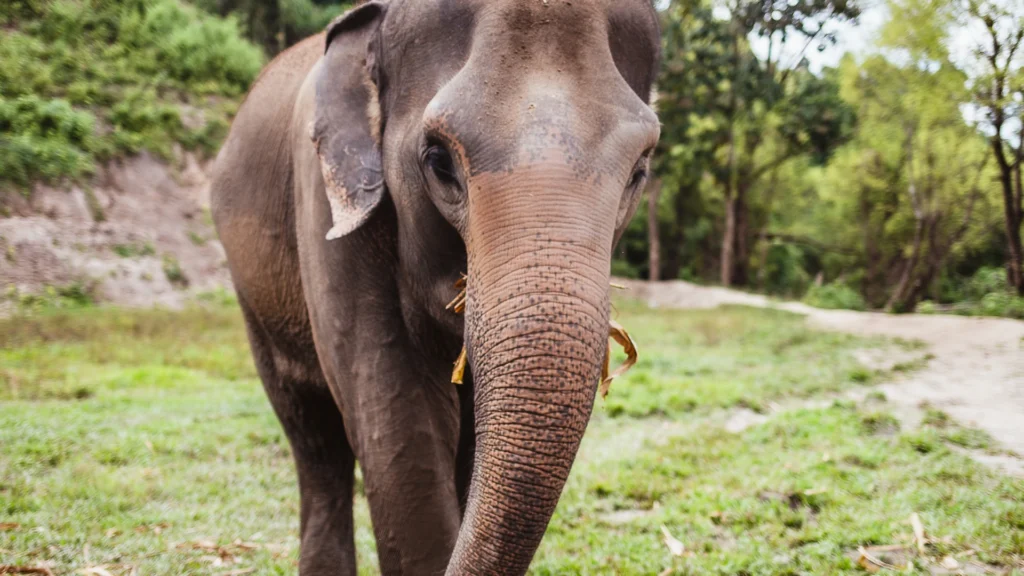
721,193,736,287
992,137,1024,294
647,179,661,281
886,218,925,312
731,185,750,286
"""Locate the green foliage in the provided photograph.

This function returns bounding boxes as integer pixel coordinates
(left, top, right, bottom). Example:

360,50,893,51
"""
0,96,97,189
803,282,867,311
617,0,1015,317
0,0,262,190
4,282,96,312
194,0,350,53
162,254,188,287
919,267,1024,319
112,242,156,258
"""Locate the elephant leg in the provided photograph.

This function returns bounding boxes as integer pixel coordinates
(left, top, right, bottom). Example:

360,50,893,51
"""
323,340,463,575
238,302,357,576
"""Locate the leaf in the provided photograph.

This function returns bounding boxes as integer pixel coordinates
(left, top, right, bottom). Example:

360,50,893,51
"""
856,546,901,573
0,567,55,576
0,524,19,531
451,346,467,385
660,525,685,557
77,567,114,576
599,320,638,398
909,512,927,555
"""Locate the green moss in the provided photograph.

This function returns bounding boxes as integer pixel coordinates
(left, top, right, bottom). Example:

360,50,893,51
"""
112,242,155,258
161,254,188,287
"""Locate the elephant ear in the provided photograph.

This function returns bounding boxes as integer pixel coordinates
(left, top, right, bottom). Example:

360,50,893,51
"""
313,1,387,241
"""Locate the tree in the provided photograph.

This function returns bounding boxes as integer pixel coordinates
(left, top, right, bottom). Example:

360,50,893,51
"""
197,0,349,53
885,0,1024,294
808,55,998,310
645,0,856,286
714,0,861,287
971,0,1024,294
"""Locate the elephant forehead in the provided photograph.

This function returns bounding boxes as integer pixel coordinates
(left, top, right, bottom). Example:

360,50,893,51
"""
378,0,660,109
425,90,654,182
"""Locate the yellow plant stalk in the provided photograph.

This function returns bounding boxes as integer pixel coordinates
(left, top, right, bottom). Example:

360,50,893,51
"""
447,276,638,394
600,320,638,398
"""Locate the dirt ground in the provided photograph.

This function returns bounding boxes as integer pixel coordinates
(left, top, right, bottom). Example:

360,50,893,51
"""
0,152,231,310
620,279,1024,468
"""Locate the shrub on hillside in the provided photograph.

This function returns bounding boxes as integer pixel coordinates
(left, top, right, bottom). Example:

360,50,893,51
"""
0,0,262,190
803,282,867,311
0,96,97,188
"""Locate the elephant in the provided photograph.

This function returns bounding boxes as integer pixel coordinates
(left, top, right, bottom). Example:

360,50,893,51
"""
210,0,660,574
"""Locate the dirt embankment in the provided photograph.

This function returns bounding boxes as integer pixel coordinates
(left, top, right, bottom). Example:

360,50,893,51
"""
0,152,232,309
621,279,1024,462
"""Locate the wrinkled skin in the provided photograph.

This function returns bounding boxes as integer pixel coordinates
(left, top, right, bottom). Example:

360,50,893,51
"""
211,1,660,574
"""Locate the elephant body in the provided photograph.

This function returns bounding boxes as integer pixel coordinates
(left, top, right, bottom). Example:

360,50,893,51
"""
211,1,660,574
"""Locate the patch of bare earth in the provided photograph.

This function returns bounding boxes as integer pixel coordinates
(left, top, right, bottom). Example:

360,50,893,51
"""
618,279,1024,477
0,152,231,309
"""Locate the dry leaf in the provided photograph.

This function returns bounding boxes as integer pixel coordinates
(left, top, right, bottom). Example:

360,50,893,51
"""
660,525,685,557
0,524,19,532
909,513,927,556
856,546,900,573
600,320,638,398
77,568,114,576
451,346,467,385
940,556,960,570
0,567,55,576
445,275,468,314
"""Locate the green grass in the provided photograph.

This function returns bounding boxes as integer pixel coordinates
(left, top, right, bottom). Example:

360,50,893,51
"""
603,300,883,418
1,300,1021,575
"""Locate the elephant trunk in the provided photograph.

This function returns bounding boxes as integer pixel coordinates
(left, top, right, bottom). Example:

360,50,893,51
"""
446,169,615,575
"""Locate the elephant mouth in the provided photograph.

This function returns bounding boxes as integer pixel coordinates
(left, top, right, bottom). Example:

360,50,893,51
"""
444,274,639,396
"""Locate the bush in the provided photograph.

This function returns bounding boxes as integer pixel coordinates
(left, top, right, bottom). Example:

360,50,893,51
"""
962,267,1010,302
920,267,1024,320
5,282,95,311
803,282,866,311
0,96,98,188
977,291,1024,320
0,0,263,190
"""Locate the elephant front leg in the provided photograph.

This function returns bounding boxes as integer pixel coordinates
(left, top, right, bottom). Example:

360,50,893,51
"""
328,343,464,575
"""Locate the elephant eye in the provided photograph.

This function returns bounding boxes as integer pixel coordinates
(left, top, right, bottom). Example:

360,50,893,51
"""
628,167,647,190
424,143,458,185
627,152,653,190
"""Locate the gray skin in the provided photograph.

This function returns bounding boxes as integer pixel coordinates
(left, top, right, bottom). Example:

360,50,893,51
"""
210,0,660,574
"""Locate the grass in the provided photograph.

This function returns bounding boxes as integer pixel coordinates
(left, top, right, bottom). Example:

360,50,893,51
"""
602,300,883,418
1,300,1021,575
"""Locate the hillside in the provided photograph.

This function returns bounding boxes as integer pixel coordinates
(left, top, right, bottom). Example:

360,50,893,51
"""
0,0,273,308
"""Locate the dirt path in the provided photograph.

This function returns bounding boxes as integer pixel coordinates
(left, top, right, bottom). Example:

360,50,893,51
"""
619,279,1024,460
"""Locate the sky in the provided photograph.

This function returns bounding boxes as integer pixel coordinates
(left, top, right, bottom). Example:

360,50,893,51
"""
739,0,981,74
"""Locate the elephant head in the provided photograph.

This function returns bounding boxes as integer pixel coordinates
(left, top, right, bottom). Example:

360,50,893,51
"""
312,0,660,572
